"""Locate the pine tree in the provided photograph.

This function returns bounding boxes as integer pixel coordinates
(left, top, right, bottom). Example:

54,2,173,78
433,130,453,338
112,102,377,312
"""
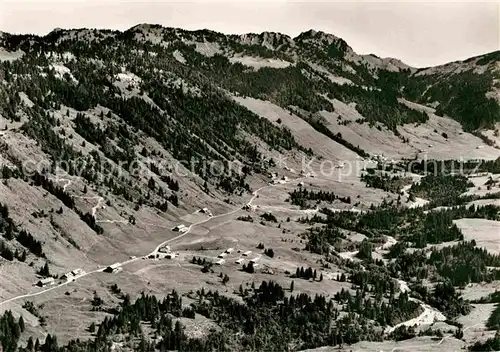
27,336,34,351
38,261,50,277
19,315,25,332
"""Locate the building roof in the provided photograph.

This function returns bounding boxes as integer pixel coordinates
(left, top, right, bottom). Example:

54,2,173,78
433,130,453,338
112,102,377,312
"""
38,277,54,284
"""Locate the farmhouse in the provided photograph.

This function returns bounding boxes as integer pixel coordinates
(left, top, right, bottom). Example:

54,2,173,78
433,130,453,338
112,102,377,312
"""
71,268,84,276
37,277,55,287
235,258,244,264
262,267,274,275
104,263,121,273
243,204,256,212
217,253,227,258
242,250,252,256
250,257,261,264
215,259,225,265
155,249,177,259
61,273,72,281
61,268,84,281
159,245,171,253
172,224,188,232
200,207,213,216
225,248,234,254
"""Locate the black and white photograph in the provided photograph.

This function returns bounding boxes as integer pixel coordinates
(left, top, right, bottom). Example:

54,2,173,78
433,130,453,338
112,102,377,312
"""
0,1,499,351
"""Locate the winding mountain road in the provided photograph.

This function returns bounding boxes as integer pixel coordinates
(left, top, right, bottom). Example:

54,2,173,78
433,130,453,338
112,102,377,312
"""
0,176,302,307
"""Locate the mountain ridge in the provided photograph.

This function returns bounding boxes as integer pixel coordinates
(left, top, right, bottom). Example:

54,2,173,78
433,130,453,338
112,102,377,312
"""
0,24,499,139
2,24,498,69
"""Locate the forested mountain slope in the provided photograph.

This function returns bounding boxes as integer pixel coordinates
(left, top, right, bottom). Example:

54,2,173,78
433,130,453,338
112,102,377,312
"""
1,25,499,134
0,25,499,352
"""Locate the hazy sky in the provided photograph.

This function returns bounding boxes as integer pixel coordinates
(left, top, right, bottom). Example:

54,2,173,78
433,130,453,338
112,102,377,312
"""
1,1,498,68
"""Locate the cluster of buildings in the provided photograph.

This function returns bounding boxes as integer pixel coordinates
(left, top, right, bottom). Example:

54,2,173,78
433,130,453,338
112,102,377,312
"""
213,248,262,268
36,268,86,287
